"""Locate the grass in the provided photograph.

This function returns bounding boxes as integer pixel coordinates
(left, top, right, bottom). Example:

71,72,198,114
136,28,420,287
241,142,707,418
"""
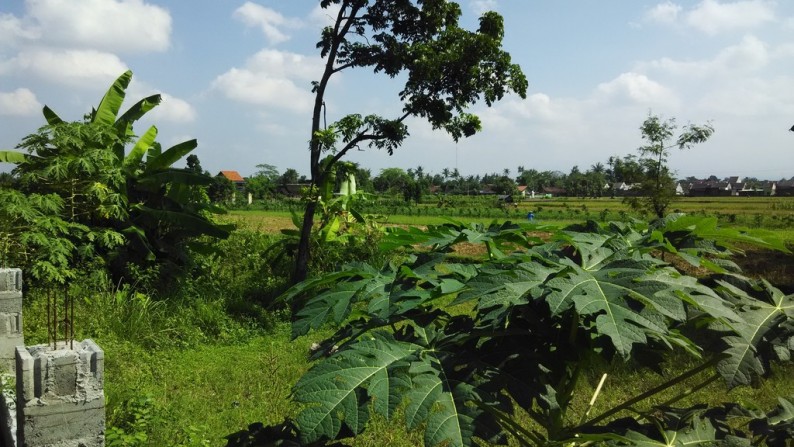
103,325,318,446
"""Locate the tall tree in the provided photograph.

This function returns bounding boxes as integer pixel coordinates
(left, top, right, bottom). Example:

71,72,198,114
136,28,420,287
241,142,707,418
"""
628,114,714,218
293,0,527,282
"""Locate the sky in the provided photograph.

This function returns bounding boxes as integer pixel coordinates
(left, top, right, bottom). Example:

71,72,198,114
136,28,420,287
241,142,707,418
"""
1,0,794,180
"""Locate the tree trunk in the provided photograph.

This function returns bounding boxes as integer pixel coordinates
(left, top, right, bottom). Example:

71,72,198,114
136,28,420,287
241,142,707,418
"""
293,199,317,284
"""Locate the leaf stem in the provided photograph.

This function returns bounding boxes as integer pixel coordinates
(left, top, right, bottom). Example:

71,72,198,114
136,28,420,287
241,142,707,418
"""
472,400,545,446
583,355,723,427
652,372,719,410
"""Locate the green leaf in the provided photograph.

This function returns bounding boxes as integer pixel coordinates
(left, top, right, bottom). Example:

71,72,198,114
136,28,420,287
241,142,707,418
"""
124,125,158,171
716,278,794,387
543,261,684,357
620,415,716,446
93,70,132,125
145,139,197,172
136,169,212,188
0,150,29,164
453,261,558,325
657,214,789,254
115,94,162,137
42,105,64,125
293,332,417,444
404,359,481,447
130,204,231,239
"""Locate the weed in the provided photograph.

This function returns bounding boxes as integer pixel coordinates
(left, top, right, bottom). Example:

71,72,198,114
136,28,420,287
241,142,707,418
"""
106,394,157,447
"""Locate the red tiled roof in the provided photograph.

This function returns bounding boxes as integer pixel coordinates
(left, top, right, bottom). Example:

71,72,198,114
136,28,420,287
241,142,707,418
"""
218,170,245,182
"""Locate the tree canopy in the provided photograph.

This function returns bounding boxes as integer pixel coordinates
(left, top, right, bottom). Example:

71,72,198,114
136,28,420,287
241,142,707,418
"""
294,0,528,281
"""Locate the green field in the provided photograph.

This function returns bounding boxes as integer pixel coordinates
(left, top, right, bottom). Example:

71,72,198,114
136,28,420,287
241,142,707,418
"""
229,195,794,234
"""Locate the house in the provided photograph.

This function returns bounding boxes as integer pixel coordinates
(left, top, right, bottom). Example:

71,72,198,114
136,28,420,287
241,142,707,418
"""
217,170,246,193
276,183,308,197
517,185,528,198
541,186,566,197
687,181,732,196
774,180,794,196
610,182,639,197
478,185,498,195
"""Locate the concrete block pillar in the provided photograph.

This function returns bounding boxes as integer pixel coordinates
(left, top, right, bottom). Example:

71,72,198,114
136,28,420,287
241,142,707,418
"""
0,269,24,373
15,340,105,447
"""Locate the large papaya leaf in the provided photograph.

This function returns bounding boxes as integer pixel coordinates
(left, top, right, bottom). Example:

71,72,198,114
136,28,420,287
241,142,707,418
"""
616,416,716,446
654,214,789,254
555,230,619,271
381,223,465,252
542,260,701,357
749,396,794,444
93,70,132,126
405,362,477,447
288,263,391,338
293,332,417,444
452,261,560,325
715,278,794,387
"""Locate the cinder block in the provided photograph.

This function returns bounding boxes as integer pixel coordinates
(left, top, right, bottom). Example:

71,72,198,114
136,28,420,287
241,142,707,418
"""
0,269,24,376
15,341,105,447
0,269,22,293
0,270,22,314
20,400,104,446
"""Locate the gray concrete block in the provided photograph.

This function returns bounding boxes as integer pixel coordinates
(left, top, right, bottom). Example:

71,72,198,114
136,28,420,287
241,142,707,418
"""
20,399,104,445
16,346,34,403
0,270,21,293
0,294,23,314
15,341,105,446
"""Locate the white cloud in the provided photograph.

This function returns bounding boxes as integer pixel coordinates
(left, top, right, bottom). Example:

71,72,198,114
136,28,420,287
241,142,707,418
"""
25,0,171,53
234,2,301,45
595,72,679,108
0,48,128,88
470,0,498,15
212,49,324,113
713,34,768,71
309,3,341,27
696,75,794,117
646,1,682,24
0,12,39,49
639,35,769,78
0,88,41,116
632,35,791,119
126,80,197,124
148,93,197,123
685,0,775,35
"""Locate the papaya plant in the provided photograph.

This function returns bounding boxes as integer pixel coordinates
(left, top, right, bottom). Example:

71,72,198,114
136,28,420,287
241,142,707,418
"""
229,215,793,446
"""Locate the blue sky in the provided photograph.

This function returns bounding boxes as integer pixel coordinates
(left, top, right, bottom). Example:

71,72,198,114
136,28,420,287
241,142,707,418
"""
2,0,794,180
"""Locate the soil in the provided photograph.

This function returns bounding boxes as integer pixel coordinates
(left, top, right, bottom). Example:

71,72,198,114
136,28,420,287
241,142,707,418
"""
732,247,794,293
